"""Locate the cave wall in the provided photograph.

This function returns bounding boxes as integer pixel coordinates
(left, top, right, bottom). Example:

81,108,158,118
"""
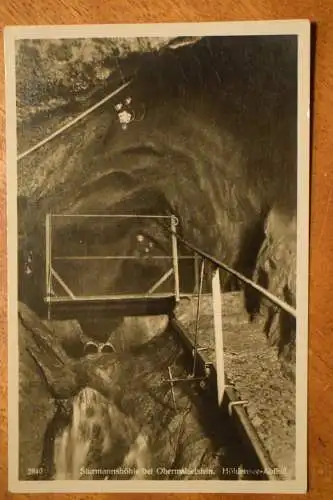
17,35,298,370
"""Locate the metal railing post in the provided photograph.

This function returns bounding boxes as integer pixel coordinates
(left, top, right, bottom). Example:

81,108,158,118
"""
45,214,52,319
194,254,200,294
171,215,180,302
212,265,225,405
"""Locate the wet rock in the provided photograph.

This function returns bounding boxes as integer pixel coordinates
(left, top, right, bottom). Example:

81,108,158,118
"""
244,207,297,379
19,303,260,481
18,304,57,479
43,319,85,358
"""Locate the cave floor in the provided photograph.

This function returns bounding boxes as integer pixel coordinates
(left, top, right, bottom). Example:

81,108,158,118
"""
175,291,296,480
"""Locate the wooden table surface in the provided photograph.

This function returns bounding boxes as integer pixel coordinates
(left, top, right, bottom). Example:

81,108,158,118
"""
0,1,332,499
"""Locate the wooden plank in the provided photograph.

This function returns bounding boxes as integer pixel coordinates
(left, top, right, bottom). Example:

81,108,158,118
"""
211,267,225,406
50,214,172,219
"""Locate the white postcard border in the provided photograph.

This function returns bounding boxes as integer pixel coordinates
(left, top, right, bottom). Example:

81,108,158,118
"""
5,20,311,494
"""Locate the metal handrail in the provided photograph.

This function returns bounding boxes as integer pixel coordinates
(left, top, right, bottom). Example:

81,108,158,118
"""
161,222,297,319
18,80,132,161
48,212,296,318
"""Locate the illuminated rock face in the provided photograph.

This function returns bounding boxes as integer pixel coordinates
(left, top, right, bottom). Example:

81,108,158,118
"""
18,35,298,370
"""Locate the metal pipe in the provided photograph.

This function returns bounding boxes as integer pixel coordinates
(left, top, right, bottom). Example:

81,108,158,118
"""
45,214,52,320
18,80,132,161
100,342,116,353
224,385,283,481
192,258,205,377
194,254,200,294
49,214,173,218
83,342,99,355
171,215,180,302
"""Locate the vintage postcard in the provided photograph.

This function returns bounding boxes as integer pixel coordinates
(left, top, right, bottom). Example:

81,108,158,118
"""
5,21,310,494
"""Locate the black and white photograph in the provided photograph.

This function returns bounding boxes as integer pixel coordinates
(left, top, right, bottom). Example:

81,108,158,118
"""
5,21,310,494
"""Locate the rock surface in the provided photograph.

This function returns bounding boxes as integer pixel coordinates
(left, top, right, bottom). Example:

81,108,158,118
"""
175,291,296,479
17,36,298,395
18,302,261,481
244,207,297,378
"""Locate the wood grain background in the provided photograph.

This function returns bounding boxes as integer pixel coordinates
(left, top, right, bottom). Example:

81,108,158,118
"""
0,1,332,499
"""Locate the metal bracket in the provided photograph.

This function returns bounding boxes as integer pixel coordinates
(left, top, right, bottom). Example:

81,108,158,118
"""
195,346,209,352
204,362,213,377
160,375,208,385
228,400,249,417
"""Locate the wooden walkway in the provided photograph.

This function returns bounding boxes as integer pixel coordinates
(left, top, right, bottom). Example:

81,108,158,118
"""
175,291,296,480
